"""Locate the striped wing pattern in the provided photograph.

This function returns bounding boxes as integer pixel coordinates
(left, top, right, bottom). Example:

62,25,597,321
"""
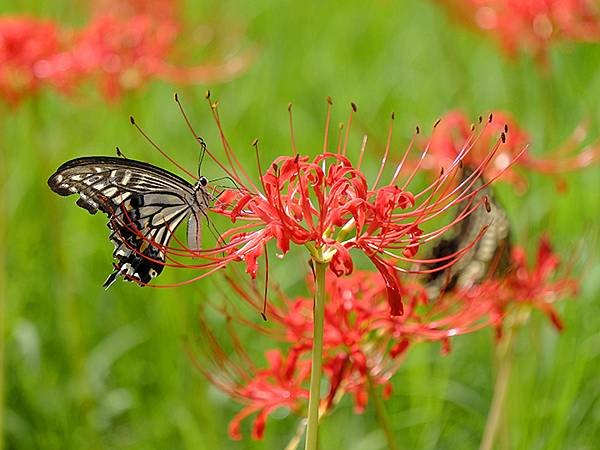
48,157,199,288
424,166,511,299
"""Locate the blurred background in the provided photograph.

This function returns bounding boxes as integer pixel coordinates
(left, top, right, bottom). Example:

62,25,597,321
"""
2,0,600,449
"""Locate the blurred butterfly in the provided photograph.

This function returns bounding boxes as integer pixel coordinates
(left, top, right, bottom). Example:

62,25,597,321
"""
423,165,512,300
48,156,211,288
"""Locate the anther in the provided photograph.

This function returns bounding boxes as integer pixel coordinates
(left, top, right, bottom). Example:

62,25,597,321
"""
488,113,493,123
129,116,135,125
434,118,441,128
501,132,506,143
326,96,333,105
484,196,492,212
205,90,211,99
351,102,357,112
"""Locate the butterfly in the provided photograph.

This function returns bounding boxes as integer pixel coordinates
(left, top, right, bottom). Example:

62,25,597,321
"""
48,156,211,288
423,165,512,300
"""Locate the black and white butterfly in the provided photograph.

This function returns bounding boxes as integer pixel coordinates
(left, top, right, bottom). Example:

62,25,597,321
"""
48,156,211,288
423,165,512,299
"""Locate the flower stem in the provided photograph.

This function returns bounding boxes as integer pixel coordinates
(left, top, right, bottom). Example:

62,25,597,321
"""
479,326,516,450
305,260,327,450
367,374,400,450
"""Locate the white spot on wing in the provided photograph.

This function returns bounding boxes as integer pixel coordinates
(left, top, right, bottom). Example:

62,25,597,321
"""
103,187,118,197
121,170,132,186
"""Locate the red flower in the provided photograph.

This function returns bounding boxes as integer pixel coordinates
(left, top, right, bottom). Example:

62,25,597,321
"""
454,236,578,335
202,101,507,316
418,110,600,190
437,0,600,64
196,267,494,438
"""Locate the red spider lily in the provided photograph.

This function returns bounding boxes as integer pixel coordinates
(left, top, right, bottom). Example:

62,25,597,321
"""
0,17,75,105
454,236,578,336
194,268,494,439
417,110,600,190
436,0,600,64
187,100,511,317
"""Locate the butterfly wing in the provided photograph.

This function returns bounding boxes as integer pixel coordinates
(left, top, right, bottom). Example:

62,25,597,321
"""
48,156,202,287
424,166,511,299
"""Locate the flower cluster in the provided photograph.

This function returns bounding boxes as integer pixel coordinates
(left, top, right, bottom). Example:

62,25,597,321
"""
195,231,578,439
436,0,600,64
196,268,494,439
0,1,249,104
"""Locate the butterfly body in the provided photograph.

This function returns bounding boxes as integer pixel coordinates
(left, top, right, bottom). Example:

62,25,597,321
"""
424,166,511,299
48,157,210,288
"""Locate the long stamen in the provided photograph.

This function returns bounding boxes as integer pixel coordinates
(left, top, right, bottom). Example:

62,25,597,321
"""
342,102,357,156
356,135,368,171
288,103,297,155
372,112,395,190
129,115,198,180
323,96,333,152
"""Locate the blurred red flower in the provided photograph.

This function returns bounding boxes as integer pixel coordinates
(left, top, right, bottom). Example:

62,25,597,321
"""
437,0,600,64
0,17,73,105
0,1,250,104
417,110,600,190
451,236,578,337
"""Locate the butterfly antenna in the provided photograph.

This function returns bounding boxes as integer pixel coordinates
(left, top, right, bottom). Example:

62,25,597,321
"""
198,136,207,178
128,115,198,181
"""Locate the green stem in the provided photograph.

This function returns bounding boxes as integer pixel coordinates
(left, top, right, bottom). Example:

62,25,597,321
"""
367,374,399,450
479,326,516,450
0,116,5,450
304,261,327,450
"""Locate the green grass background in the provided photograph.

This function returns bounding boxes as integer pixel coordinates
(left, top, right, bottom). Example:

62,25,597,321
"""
2,0,600,449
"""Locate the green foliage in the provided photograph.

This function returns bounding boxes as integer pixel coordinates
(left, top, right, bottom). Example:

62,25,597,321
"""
2,0,600,449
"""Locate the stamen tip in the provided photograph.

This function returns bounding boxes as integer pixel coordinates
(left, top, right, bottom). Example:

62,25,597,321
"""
252,138,259,147
391,111,395,120
478,115,483,124
434,118,441,128
501,132,506,143
288,102,292,112
129,115,135,125
205,90,211,99
504,124,509,133
260,312,268,321
174,92,179,102
415,125,420,134
484,196,492,212
351,102,357,112
488,113,493,123
326,96,333,105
